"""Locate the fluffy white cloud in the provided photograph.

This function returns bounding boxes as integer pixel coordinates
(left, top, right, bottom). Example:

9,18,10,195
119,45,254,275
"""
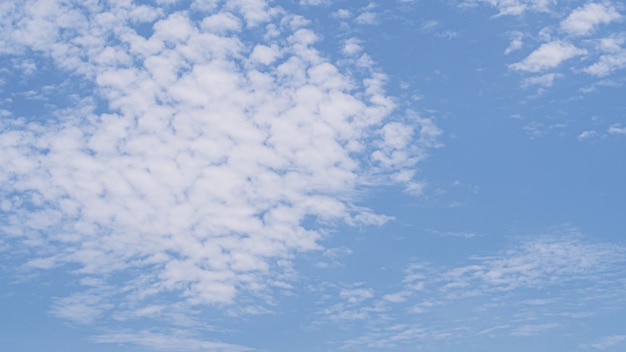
510,41,586,72
0,0,438,330
560,2,622,36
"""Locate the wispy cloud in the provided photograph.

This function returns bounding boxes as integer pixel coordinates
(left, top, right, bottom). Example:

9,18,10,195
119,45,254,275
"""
309,230,626,349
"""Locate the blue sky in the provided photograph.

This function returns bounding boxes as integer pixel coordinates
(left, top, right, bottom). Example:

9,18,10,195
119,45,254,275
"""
1,0,625,351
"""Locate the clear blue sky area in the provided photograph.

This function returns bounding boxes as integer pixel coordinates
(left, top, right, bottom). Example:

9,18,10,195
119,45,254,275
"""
1,1,625,351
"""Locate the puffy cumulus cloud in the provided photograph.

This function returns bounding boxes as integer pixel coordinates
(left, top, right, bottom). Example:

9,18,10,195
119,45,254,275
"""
509,41,587,72
0,0,438,329
560,2,622,37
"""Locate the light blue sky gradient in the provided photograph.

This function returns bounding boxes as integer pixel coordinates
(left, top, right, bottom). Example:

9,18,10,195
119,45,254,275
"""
1,1,625,351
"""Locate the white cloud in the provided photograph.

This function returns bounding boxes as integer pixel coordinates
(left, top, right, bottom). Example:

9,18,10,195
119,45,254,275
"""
470,0,555,16
299,0,330,5
382,291,412,303
510,41,586,72
0,0,438,339
355,12,377,25
332,9,352,20
597,35,626,53
504,31,524,55
311,233,626,349
591,335,626,350
200,12,242,34
521,72,561,87
340,287,375,303
560,3,622,36
249,44,281,65
94,330,251,352
578,130,598,140
585,50,626,76
511,323,559,336
445,238,623,292
608,125,626,135
342,38,363,57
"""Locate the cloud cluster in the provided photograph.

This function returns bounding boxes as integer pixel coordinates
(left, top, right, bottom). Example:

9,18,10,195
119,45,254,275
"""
504,1,625,84
0,0,437,330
